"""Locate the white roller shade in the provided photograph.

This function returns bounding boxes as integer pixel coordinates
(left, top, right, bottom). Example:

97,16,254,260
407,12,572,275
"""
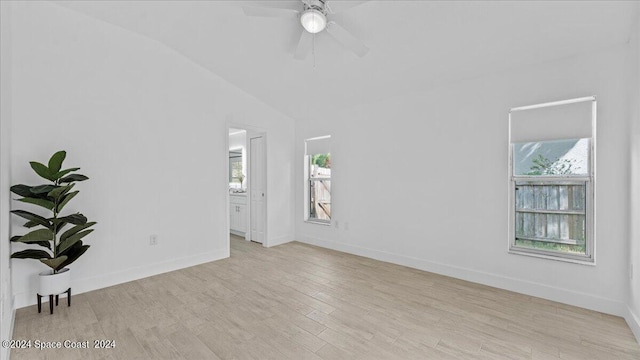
510,99,594,143
305,136,331,155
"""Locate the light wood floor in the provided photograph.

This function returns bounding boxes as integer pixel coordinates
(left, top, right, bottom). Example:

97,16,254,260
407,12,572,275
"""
11,235,640,359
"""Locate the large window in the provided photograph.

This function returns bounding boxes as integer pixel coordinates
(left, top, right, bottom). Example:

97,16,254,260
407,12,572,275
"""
509,97,596,263
305,136,331,224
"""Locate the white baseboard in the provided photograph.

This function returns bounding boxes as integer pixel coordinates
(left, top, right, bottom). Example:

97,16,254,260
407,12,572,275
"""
296,235,627,318
626,306,640,344
13,249,228,309
7,302,14,360
267,234,294,248
230,229,245,237
1,296,15,360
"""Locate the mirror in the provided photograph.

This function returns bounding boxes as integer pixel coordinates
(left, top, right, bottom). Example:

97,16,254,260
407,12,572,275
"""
229,149,243,184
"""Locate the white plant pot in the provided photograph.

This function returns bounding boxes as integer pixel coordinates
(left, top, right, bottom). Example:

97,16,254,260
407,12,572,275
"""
38,268,70,296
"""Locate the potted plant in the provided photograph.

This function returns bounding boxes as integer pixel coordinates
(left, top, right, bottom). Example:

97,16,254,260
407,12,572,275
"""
237,173,245,188
10,150,96,311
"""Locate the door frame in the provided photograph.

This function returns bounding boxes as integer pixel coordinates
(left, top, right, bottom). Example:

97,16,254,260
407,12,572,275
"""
226,122,268,252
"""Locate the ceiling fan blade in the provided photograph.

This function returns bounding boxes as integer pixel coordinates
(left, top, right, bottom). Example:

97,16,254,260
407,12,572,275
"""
324,1,370,14
325,21,369,57
294,30,313,60
242,6,299,19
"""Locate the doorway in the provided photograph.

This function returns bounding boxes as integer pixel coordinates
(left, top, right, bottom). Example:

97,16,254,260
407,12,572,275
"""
227,125,267,252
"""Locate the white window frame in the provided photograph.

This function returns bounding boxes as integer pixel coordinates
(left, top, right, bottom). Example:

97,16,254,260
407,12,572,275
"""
508,96,597,264
304,136,331,226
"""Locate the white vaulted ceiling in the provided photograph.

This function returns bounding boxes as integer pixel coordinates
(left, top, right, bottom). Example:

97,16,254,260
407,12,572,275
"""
54,1,637,120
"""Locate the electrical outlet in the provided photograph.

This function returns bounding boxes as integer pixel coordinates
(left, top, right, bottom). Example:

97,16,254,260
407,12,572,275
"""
149,234,158,246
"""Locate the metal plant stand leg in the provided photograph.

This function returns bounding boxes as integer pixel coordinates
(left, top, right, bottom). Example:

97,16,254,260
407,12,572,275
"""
36,288,71,314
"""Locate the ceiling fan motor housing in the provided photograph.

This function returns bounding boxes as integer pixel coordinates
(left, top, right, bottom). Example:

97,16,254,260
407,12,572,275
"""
301,0,328,33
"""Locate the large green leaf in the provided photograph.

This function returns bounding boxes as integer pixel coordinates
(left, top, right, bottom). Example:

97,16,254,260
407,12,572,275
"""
59,174,89,183
57,222,69,233
57,244,89,270
47,184,74,199
57,229,93,254
56,191,78,212
48,151,66,173
10,210,52,230
11,249,52,260
12,235,52,249
10,184,33,197
10,184,51,200
52,167,80,180
23,220,38,228
59,239,83,256
56,213,87,226
16,228,54,243
40,256,68,270
30,161,55,181
60,222,96,242
17,197,55,210
30,185,56,195
58,240,89,268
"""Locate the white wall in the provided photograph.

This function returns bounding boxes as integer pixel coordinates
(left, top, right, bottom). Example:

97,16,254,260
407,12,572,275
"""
0,2,14,359
296,42,634,316
628,5,640,341
9,2,295,308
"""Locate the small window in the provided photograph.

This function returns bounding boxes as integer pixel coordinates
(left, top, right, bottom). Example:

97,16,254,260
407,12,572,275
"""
509,97,596,263
305,136,331,224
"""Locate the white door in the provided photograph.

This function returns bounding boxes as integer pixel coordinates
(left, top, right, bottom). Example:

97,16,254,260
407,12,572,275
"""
250,136,265,244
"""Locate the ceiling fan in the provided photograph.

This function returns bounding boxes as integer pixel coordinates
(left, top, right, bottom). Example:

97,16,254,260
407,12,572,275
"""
242,0,369,60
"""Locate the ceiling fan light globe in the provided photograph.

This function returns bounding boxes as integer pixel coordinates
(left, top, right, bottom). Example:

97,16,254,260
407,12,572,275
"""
300,9,327,34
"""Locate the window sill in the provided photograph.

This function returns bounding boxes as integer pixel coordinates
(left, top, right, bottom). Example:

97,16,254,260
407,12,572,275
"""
305,219,331,226
508,248,595,266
